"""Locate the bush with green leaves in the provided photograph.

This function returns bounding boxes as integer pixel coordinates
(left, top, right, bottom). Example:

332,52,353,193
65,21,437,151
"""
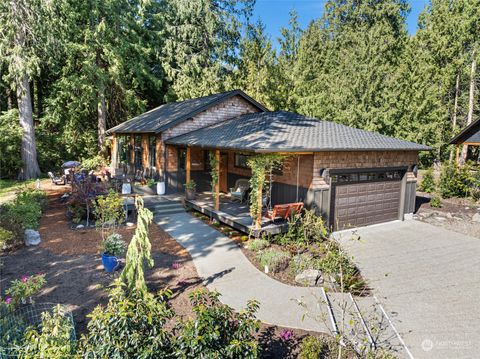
81,284,174,358
276,210,328,248
101,233,126,256
0,227,15,250
0,189,46,231
439,162,474,199
299,335,329,359
16,304,76,359
174,289,260,359
247,239,270,252
256,249,290,273
93,190,125,239
81,155,107,171
5,273,47,307
430,195,442,208
419,168,436,193
289,253,322,276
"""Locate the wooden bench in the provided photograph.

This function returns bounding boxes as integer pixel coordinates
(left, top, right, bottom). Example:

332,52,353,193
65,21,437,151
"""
263,202,304,222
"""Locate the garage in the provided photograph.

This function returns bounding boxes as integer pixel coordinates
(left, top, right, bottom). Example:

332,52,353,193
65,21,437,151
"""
331,169,405,230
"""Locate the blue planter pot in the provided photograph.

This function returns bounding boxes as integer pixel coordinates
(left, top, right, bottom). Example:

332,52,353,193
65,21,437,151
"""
102,252,119,272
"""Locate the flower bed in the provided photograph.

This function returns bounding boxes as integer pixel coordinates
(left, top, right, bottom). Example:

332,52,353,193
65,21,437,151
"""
188,209,369,295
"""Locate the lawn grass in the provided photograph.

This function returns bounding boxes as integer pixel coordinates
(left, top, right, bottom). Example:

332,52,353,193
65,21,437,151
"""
0,179,35,199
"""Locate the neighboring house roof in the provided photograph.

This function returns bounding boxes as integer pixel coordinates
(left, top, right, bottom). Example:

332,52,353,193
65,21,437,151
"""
106,89,268,135
450,119,480,145
165,111,431,152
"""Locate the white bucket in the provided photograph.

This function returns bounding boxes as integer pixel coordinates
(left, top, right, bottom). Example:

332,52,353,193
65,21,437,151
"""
156,181,166,195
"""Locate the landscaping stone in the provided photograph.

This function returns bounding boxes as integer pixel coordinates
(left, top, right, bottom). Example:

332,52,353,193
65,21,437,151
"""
295,269,323,286
76,224,85,229
435,216,446,222
24,229,41,246
126,222,135,227
472,213,480,223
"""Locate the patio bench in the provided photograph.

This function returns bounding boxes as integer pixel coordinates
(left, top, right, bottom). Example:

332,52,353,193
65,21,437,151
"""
263,202,304,223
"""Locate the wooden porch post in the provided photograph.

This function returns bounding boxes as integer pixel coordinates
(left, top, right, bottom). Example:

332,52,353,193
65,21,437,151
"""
215,149,220,210
141,134,149,170
255,180,263,229
130,135,135,164
111,133,117,169
186,146,191,183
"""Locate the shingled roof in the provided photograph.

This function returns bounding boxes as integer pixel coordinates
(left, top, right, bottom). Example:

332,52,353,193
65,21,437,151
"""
165,111,431,152
450,118,480,145
106,90,267,134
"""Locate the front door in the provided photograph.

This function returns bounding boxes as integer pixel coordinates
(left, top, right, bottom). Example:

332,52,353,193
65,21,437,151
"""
220,153,228,193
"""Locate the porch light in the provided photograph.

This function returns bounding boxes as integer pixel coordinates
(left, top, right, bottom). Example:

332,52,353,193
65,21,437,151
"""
319,168,327,178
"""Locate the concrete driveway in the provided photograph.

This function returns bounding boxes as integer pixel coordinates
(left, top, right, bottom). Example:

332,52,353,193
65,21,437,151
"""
337,220,480,359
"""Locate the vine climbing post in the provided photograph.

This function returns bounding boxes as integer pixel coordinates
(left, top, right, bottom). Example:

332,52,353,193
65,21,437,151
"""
215,150,220,210
186,146,191,183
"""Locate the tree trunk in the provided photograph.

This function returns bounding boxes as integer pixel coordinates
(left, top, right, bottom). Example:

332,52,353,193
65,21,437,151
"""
98,89,107,156
16,74,41,180
6,88,13,110
449,72,460,161
459,51,476,166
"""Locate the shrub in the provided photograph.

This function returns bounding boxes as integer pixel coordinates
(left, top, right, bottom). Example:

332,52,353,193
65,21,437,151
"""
93,189,125,238
101,233,126,256
0,227,15,250
5,273,46,307
419,168,436,193
0,189,46,231
17,304,76,358
276,210,328,247
470,171,480,202
256,249,290,273
174,289,260,358
81,155,107,171
289,253,321,276
299,335,328,359
247,239,270,252
439,162,473,198
430,195,442,208
81,285,174,358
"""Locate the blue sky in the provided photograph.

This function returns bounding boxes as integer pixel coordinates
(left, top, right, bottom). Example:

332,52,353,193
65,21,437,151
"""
253,0,430,46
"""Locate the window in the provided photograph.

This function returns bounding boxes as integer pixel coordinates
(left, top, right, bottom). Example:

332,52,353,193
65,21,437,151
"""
234,153,250,169
117,135,131,164
204,150,212,171
178,148,186,170
134,135,142,170
331,170,404,184
149,136,156,168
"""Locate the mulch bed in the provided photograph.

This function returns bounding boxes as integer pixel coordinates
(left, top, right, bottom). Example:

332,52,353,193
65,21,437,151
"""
0,183,323,357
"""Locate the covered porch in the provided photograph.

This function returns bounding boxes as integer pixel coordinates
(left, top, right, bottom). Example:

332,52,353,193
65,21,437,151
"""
184,192,289,236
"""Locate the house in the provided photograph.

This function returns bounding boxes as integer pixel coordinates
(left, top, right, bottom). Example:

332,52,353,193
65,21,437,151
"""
107,90,430,230
450,118,480,162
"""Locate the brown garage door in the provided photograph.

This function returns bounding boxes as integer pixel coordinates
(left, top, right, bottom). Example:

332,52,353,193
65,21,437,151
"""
334,180,401,230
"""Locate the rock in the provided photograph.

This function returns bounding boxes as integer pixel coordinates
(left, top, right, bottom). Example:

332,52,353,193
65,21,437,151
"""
435,217,446,222
295,269,323,286
76,224,85,229
446,212,453,219
24,229,41,246
472,213,480,223
465,207,470,210
126,222,135,227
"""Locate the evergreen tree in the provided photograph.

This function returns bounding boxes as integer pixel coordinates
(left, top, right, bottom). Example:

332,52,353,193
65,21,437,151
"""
236,20,277,109
0,0,62,179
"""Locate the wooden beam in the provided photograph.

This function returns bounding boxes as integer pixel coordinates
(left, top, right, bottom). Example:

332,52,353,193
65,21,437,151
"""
215,149,220,210
130,135,135,164
255,180,263,229
142,134,149,169
111,133,117,169
186,146,191,183
155,134,163,178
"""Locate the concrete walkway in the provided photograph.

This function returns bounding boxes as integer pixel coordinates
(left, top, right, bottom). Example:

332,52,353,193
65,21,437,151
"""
336,220,480,359
154,210,331,332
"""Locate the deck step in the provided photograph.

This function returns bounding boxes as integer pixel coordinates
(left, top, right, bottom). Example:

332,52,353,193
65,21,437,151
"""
146,202,184,211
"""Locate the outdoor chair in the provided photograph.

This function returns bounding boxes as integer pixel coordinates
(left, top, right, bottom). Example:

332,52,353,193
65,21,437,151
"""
121,183,135,221
229,179,250,203
263,202,304,223
48,171,66,185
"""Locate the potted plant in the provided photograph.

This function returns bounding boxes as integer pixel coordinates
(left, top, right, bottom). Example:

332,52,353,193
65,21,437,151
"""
100,233,126,272
184,180,196,200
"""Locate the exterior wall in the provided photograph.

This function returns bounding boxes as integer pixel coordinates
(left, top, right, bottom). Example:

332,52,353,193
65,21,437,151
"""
162,95,261,140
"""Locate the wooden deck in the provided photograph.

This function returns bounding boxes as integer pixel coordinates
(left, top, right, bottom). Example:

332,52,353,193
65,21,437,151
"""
184,192,289,237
